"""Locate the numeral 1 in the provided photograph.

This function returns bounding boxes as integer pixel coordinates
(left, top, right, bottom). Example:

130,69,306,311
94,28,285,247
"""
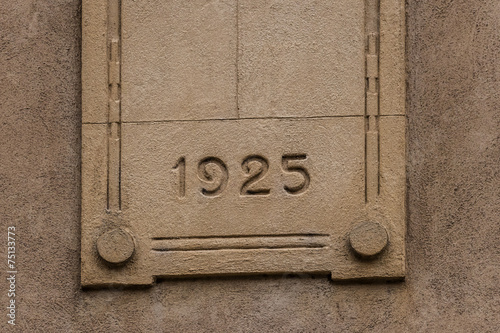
173,157,186,198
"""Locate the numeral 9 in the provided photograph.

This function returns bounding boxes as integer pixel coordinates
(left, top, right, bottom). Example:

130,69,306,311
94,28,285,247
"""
197,157,228,197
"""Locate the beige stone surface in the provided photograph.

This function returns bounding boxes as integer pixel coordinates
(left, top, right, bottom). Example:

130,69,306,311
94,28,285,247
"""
238,0,365,118
81,0,107,123
82,0,406,284
121,0,238,122
118,119,401,280
1,0,499,332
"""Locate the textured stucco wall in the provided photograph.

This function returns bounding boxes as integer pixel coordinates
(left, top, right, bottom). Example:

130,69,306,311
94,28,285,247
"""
1,0,499,332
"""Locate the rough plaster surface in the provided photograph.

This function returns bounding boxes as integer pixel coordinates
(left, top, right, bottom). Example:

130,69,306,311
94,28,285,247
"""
0,0,499,332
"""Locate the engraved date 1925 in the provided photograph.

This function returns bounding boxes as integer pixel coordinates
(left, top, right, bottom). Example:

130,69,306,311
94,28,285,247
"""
172,155,310,198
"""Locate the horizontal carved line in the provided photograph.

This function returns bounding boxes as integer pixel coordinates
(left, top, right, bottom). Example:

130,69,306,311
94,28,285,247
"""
152,233,329,240
151,234,330,252
82,114,406,125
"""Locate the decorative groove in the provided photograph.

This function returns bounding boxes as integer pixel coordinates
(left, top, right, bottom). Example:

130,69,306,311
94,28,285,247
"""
151,234,330,252
107,0,122,211
365,0,380,203
236,0,240,118
84,114,401,125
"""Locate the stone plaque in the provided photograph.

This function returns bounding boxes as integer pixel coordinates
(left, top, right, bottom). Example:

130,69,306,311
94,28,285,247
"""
82,0,405,286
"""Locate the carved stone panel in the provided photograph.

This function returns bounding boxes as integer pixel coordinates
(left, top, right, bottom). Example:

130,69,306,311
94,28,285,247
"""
82,0,406,286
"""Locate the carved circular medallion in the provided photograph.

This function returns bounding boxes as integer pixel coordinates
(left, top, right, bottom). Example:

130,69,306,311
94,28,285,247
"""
349,222,388,258
97,228,135,264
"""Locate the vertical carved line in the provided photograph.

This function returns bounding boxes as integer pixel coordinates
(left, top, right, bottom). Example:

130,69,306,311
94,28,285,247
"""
107,0,122,211
365,0,380,203
236,0,240,118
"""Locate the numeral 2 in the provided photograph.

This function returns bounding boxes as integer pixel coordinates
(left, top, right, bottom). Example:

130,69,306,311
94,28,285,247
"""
241,156,271,195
